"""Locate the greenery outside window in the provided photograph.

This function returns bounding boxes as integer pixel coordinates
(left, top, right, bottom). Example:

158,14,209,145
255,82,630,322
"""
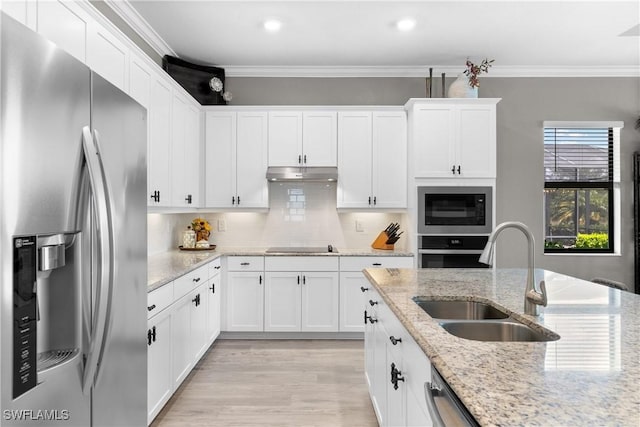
543,123,621,253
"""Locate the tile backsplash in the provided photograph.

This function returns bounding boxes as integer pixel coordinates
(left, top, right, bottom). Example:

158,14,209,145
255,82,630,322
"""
148,182,407,256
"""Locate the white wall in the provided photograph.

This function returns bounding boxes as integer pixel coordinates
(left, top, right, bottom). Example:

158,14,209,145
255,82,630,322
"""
148,182,408,256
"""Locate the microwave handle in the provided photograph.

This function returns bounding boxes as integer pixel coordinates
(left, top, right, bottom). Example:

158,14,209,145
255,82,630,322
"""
418,249,483,255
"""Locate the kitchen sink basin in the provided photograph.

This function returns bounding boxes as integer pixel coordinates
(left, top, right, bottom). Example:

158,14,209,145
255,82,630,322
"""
412,298,509,320
439,320,559,342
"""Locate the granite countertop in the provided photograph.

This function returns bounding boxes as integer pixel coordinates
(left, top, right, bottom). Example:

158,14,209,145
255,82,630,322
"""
363,267,640,427
148,247,413,292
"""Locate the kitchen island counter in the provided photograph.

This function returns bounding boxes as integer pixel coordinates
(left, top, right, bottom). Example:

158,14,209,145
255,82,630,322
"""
148,247,413,292
363,267,640,426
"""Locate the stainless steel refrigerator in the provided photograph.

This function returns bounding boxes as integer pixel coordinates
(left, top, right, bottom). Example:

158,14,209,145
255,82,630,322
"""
0,13,147,426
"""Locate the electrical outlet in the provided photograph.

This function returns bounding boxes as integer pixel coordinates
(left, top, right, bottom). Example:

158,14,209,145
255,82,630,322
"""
355,220,364,232
217,219,226,232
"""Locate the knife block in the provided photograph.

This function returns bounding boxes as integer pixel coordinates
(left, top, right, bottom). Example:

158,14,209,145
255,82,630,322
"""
371,232,394,250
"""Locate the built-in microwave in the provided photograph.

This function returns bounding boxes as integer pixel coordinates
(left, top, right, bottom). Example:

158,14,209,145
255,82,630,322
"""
417,186,493,235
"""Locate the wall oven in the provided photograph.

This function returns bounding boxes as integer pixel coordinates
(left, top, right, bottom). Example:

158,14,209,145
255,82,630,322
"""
418,235,489,268
417,186,493,235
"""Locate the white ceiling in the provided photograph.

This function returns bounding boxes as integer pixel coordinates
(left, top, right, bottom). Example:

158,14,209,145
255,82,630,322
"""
113,1,640,77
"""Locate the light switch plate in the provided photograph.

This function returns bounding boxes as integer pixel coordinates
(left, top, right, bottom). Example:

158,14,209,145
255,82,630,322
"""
217,219,226,232
356,220,364,232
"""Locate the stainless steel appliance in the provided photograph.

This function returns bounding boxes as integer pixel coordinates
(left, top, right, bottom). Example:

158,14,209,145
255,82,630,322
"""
425,366,479,427
417,186,493,235
1,14,147,426
418,236,489,269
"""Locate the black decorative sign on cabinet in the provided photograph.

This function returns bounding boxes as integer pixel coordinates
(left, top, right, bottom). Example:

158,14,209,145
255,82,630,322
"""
162,55,227,105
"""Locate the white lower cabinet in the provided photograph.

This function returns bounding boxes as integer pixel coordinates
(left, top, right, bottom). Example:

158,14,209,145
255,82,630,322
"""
365,286,433,427
147,305,172,425
225,256,265,331
206,259,222,343
170,290,193,389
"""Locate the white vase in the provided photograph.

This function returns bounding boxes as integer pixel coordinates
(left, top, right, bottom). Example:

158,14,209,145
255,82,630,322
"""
447,74,478,98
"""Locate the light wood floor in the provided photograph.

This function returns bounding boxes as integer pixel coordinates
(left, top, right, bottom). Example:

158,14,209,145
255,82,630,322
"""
151,339,378,427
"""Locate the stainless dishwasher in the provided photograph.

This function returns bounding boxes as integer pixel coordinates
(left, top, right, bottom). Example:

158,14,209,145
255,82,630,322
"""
425,366,479,427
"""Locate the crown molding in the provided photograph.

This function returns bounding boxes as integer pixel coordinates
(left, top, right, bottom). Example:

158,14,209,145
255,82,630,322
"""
103,0,175,58
224,65,640,78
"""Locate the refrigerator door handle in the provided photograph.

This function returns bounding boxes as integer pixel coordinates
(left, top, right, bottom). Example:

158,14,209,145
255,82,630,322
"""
81,126,114,395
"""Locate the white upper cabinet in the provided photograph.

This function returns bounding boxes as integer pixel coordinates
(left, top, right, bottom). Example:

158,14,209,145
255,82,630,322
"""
171,95,201,208
205,111,268,208
337,110,407,209
128,56,152,109
408,99,499,178
148,77,172,207
36,0,88,62
3,0,37,29
268,110,337,167
86,21,129,92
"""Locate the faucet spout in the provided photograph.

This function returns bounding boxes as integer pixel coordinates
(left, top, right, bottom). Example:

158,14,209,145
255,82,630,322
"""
479,221,548,316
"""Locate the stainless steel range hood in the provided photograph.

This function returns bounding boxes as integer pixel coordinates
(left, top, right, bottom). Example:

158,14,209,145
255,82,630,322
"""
266,166,338,182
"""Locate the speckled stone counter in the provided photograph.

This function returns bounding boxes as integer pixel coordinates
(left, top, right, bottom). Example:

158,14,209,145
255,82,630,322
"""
363,268,640,427
148,247,413,292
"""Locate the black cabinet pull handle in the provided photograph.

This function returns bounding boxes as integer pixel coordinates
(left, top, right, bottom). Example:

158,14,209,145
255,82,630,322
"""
372,262,382,266
259,275,262,285
210,283,215,293
237,196,240,205
152,326,156,342
360,286,369,293
302,275,306,285
457,165,461,174
240,262,250,266
369,299,378,306
366,315,377,323
193,277,201,283
150,191,160,203
303,154,307,164
298,154,302,164
297,275,300,285
232,196,235,205
451,165,456,175
214,266,221,270
364,310,368,324
147,304,156,312
185,194,192,204
390,363,404,390
368,196,371,205
389,336,402,345
192,294,200,306
373,196,376,205
147,329,152,346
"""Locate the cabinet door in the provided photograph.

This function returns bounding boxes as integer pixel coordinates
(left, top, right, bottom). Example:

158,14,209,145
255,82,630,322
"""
171,293,192,389
128,56,151,109
268,111,302,166
339,272,367,332
206,273,221,344
372,318,388,425
236,112,268,208
36,0,87,62
191,284,208,363
412,105,456,178
364,297,376,391
337,112,372,208
456,105,496,178
205,111,236,208
386,345,406,427
372,111,407,208
184,105,202,207
303,111,337,166
148,78,172,206
86,22,128,91
147,309,172,425
226,272,264,331
264,272,301,332
301,272,339,332
170,94,188,207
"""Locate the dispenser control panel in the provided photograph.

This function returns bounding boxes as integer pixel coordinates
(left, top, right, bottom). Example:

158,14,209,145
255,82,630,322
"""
13,236,37,398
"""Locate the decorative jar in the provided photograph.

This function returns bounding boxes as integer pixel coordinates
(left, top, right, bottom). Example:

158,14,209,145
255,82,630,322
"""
182,227,196,248
448,74,478,98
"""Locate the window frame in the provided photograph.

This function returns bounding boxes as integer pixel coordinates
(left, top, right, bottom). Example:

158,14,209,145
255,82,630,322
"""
543,126,616,254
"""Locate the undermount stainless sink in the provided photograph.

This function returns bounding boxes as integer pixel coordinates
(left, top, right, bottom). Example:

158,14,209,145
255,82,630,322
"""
412,298,509,320
439,320,559,342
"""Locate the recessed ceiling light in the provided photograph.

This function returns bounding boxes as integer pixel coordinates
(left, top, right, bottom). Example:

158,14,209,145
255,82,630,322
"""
396,18,416,32
264,19,282,33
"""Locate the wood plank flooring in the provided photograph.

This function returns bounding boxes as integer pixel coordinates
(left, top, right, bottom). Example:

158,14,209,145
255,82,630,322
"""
151,339,378,427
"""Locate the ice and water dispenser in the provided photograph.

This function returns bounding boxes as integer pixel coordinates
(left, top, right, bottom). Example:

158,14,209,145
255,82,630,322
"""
13,233,81,398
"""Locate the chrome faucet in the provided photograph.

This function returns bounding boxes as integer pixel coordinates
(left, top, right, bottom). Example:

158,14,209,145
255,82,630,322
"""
479,221,548,316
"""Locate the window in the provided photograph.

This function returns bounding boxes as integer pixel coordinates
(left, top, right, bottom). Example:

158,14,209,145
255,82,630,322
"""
543,122,622,253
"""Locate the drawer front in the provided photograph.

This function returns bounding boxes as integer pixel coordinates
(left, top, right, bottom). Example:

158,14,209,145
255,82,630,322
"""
209,257,222,277
227,256,264,271
339,256,414,271
147,282,174,319
174,264,209,300
265,256,339,272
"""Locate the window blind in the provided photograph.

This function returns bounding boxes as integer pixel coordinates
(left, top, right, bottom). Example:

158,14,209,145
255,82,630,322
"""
544,128,613,182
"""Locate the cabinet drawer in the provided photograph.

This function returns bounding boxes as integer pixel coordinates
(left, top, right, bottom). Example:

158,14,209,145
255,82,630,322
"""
147,282,174,319
339,256,413,271
209,257,222,277
227,256,264,271
265,256,338,272
174,264,209,300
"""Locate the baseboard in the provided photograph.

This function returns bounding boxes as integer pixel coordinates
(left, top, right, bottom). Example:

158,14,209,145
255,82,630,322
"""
219,331,364,340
